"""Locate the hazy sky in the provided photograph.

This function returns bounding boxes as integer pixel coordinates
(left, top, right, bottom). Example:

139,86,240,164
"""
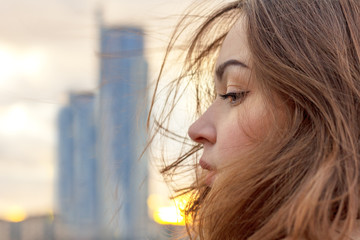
0,0,208,219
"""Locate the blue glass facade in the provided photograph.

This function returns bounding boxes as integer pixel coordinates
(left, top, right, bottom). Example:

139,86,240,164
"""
57,26,149,239
57,105,74,225
96,26,149,239
70,93,98,228
57,93,98,234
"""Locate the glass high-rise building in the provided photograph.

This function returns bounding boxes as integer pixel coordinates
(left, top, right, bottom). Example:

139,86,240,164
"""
57,104,74,225
96,26,149,239
57,92,98,237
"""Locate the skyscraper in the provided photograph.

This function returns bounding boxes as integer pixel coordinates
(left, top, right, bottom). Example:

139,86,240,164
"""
57,104,74,226
57,92,98,238
96,26,149,239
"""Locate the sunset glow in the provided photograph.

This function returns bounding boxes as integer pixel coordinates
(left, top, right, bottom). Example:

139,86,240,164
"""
149,194,189,226
153,206,185,225
2,206,27,222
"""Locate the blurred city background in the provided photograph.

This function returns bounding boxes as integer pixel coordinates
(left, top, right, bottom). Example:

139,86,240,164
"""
0,0,205,239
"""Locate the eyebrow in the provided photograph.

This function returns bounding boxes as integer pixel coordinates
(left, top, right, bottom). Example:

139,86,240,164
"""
215,59,249,81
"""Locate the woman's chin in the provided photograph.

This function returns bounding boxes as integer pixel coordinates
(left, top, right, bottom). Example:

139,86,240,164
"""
205,171,217,186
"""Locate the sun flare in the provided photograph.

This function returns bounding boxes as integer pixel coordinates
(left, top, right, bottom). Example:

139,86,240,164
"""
2,206,27,222
148,194,189,226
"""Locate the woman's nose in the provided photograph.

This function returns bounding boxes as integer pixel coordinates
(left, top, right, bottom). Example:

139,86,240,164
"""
188,109,216,144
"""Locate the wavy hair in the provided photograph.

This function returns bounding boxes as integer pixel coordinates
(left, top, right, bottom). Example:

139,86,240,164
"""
148,0,360,239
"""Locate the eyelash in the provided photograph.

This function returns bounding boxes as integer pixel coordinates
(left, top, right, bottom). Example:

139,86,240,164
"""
219,91,250,105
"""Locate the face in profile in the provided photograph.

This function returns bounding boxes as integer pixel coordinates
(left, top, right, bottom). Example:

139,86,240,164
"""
188,16,275,185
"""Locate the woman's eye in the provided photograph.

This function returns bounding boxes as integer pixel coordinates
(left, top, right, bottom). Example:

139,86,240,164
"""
219,91,250,105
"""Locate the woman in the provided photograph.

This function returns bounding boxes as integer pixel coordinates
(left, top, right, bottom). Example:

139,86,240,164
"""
148,0,360,239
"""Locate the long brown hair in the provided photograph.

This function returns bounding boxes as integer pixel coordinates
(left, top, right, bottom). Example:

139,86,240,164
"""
148,0,360,239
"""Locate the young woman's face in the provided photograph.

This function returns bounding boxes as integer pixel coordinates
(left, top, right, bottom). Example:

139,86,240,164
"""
188,16,272,185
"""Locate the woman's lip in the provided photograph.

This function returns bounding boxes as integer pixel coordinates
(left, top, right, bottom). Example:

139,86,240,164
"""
199,159,215,171
199,159,216,185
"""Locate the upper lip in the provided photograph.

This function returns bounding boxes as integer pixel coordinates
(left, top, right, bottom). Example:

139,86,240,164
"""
199,159,215,171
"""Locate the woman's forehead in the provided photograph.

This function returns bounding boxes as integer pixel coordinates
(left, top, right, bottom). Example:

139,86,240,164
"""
216,16,251,69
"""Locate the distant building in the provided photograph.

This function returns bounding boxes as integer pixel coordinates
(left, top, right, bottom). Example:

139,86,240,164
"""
96,26,149,239
57,93,98,238
0,216,55,240
0,220,11,240
20,215,54,240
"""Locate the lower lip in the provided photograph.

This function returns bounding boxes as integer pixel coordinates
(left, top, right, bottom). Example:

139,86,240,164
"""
205,171,216,186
